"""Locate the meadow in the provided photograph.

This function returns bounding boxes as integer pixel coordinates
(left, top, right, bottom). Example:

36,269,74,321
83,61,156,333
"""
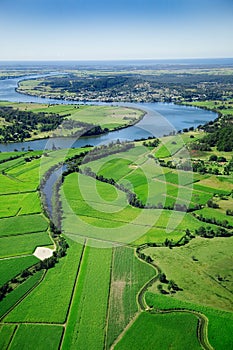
0,128,232,349
144,237,233,312
0,101,144,140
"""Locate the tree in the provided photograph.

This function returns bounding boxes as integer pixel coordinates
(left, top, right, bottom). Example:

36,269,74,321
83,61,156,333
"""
209,154,217,161
157,284,163,293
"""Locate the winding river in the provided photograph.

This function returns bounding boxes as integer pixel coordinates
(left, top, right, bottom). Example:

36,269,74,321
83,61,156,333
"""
0,74,217,152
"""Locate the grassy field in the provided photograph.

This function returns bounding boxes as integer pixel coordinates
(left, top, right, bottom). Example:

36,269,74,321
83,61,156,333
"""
0,101,144,139
9,324,64,350
145,293,233,350
0,256,39,287
4,239,84,323
0,192,41,218
144,236,233,312
62,244,112,350
0,214,48,237
106,246,155,348
0,271,44,319
115,312,201,350
0,324,16,350
0,232,52,258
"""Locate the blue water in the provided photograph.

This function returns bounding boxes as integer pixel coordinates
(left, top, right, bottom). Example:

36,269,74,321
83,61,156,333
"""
0,73,217,152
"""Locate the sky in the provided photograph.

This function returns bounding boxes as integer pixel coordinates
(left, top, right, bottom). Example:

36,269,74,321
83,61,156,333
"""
0,0,233,60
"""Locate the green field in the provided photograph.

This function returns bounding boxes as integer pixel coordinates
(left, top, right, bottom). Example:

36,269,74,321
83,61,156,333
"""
0,192,41,218
0,271,44,319
0,256,39,286
62,244,112,350
9,324,64,350
144,236,233,312
0,232,52,258
4,240,84,323
0,123,232,350
106,246,155,348
0,214,48,237
115,312,201,350
0,324,16,350
0,101,144,140
145,293,233,350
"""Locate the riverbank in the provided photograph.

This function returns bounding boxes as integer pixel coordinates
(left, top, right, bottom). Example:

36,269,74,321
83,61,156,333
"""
0,102,145,146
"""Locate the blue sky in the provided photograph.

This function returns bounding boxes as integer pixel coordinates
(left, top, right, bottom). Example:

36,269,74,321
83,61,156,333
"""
0,0,232,60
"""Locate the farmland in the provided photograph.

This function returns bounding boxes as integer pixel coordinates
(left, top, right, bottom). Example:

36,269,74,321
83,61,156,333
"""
0,112,233,349
115,312,201,350
0,102,144,141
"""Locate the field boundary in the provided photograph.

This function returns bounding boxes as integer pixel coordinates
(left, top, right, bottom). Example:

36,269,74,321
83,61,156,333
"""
59,240,86,349
0,270,47,322
103,247,114,350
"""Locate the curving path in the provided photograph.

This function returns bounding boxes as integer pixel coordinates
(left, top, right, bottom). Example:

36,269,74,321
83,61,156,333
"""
135,247,214,350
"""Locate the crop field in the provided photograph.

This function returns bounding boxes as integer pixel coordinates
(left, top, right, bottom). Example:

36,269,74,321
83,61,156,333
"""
0,256,38,286
0,324,16,350
145,293,233,350
4,239,84,323
9,324,64,350
0,192,41,218
115,312,201,350
0,232,52,258
0,214,48,237
0,271,44,319
0,126,232,349
106,246,155,348
62,244,112,350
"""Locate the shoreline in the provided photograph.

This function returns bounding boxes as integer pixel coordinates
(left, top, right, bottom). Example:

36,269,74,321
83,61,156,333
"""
0,101,146,147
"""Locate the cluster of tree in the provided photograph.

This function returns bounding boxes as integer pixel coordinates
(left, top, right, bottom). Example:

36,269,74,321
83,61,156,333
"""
226,209,233,216
142,138,160,148
195,225,232,238
193,213,232,229
209,154,227,162
62,119,110,137
201,124,233,152
0,153,24,164
24,154,41,162
0,106,64,142
82,140,135,164
189,142,211,152
157,278,182,294
207,199,219,208
0,282,12,301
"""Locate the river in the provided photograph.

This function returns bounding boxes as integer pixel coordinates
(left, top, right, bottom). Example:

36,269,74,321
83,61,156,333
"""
0,74,217,152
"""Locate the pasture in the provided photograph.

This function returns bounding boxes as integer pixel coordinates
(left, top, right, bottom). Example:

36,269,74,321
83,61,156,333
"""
145,293,233,350
144,236,233,312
